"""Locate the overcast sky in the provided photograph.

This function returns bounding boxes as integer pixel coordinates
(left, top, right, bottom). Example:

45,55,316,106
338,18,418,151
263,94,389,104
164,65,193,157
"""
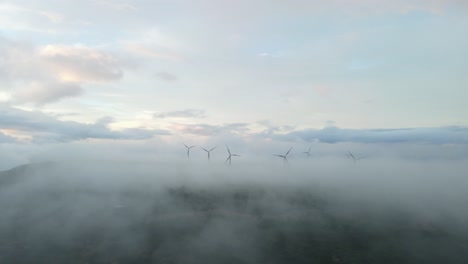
1,0,467,164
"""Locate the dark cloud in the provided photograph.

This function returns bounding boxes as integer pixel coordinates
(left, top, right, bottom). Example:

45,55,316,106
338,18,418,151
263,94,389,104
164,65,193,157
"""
154,109,206,119
0,105,170,143
274,126,468,144
154,71,178,82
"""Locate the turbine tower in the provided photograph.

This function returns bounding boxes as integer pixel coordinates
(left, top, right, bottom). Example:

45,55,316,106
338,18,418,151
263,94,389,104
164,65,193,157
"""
201,146,216,160
184,144,196,158
303,146,312,158
274,147,293,166
225,145,240,166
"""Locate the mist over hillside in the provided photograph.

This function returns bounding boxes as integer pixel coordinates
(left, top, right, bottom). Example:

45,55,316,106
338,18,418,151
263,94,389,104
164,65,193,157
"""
1,159,467,263
1,0,467,263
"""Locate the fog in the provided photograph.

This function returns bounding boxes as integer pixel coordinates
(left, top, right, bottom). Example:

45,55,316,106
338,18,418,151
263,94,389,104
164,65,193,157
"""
1,150,468,263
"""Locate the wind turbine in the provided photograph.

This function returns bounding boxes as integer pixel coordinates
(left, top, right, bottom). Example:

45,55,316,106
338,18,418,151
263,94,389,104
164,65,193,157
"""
274,147,293,166
303,146,312,158
225,145,240,166
346,151,368,164
184,144,196,158
201,146,216,160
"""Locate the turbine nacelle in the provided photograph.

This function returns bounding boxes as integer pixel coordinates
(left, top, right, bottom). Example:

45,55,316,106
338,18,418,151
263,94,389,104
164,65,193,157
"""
225,145,240,166
274,147,292,166
201,146,216,160
184,144,196,158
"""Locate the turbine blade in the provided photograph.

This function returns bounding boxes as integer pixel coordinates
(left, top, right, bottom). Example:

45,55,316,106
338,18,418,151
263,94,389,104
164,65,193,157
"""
226,145,231,155
285,147,292,156
210,147,216,151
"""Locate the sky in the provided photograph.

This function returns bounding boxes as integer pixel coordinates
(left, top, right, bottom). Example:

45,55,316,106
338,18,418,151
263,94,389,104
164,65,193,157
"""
1,0,468,168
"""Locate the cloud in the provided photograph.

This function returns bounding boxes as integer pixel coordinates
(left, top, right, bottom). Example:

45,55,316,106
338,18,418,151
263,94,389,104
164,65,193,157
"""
124,43,185,61
95,116,115,126
171,123,250,136
154,109,206,119
13,81,83,105
0,105,170,143
38,44,123,82
316,85,334,96
154,71,178,82
0,131,16,143
0,3,64,33
94,0,137,11
0,37,124,105
274,126,468,144
38,10,64,23
256,120,296,136
332,0,467,14
1,157,468,263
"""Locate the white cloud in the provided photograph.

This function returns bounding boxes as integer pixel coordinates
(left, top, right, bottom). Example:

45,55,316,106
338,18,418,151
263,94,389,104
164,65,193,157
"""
38,44,123,82
38,10,64,23
14,81,83,105
154,109,206,119
0,37,125,105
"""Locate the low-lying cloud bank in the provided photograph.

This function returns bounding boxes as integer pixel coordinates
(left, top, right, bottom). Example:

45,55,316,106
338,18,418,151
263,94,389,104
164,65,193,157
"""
0,160,467,263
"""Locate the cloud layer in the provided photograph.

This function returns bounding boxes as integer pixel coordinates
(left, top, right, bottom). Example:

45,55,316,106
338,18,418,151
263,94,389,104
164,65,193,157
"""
0,105,169,142
277,126,468,144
